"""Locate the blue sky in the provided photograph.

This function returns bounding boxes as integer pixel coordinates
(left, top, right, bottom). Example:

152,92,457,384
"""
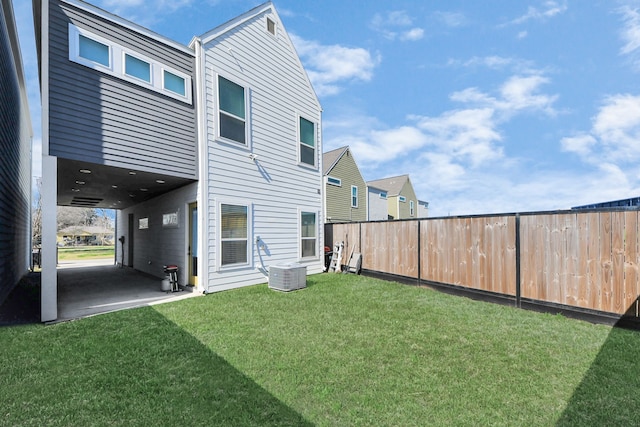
12,0,640,216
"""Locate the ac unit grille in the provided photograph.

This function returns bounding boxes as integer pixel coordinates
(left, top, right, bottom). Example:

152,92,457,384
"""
268,263,306,291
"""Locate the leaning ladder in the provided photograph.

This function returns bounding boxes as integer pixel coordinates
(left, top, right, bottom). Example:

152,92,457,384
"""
328,241,344,273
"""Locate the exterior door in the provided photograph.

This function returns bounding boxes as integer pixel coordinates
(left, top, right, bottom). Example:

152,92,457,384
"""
188,203,198,286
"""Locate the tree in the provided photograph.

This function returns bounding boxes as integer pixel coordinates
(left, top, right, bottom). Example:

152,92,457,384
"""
57,207,97,230
32,178,42,247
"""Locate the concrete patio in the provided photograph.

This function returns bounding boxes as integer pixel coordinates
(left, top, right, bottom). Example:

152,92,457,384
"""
56,259,200,322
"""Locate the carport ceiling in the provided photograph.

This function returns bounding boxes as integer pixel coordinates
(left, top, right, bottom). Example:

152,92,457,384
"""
57,159,196,209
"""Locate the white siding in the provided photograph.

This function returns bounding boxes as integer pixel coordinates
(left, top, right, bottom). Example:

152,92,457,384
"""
201,7,323,292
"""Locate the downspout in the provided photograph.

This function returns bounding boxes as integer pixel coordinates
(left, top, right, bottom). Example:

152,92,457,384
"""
193,37,208,293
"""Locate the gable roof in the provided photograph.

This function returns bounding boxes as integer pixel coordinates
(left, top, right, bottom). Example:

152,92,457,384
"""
322,146,349,175
366,175,410,197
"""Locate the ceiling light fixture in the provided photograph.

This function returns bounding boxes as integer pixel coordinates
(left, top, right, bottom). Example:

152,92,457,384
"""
140,188,148,192
129,171,137,175
71,188,80,192
156,179,165,184
79,169,91,174
111,185,118,189
75,180,85,185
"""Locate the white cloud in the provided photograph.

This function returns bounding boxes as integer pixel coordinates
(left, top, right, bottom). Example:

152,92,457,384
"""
619,5,640,61
434,11,468,28
371,10,425,42
290,35,380,97
561,134,597,157
504,1,568,26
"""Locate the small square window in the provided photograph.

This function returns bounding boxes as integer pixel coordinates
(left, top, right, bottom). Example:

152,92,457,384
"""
267,17,276,35
164,70,186,96
125,54,151,83
78,34,110,67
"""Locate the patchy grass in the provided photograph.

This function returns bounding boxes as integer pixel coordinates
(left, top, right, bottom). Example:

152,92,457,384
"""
2,274,640,426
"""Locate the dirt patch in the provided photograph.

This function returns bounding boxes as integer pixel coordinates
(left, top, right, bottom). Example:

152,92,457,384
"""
0,272,41,325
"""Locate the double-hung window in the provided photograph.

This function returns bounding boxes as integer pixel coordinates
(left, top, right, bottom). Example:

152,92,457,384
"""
218,76,246,144
300,211,317,258
351,186,358,208
220,204,249,266
299,116,316,167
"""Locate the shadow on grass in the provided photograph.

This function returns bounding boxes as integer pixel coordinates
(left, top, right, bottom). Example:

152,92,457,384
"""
556,321,640,426
0,308,311,426
0,272,40,326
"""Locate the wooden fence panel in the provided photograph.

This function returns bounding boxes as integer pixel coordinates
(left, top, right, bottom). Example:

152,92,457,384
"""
361,221,418,278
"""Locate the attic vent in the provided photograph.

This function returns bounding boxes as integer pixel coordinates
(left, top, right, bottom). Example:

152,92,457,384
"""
266,17,276,35
70,197,103,207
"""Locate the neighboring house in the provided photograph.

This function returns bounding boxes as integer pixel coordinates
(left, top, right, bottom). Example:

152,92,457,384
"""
418,200,429,218
0,0,32,307
34,0,323,321
367,185,390,221
57,226,115,246
573,196,640,210
323,146,367,222
367,175,418,220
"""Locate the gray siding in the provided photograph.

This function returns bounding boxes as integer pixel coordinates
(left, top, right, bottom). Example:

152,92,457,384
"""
48,0,197,178
117,183,197,285
202,6,324,292
0,1,31,305
325,150,367,222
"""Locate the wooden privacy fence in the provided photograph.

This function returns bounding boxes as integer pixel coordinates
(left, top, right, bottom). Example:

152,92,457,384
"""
325,210,640,317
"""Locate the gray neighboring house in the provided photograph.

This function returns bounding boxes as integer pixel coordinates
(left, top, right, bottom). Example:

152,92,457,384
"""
34,0,323,321
0,0,33,306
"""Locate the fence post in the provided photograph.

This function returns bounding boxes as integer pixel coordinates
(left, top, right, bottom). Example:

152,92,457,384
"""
515,214,521,308
417,220,421,286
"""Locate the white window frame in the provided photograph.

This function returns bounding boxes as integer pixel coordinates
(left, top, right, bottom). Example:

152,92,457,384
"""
380,192,387,199
399,196,407,203
216,74,250,147
327,176,341,186
68,24,192,104
351,185,358,208
297,114,318,169
299,209,319,261
217,200,253,271
266,16,277,36
410,200,415,216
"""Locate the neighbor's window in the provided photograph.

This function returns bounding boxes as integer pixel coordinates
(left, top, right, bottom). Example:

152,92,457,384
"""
221,204,248,266
301,211,317,258
164,70,186,96
78,34,110,67
218,76,246,144
327,176,341,186
380,192,387,199
351,186,358,208
399,196,406,202
125,53,151,83
410,200,415,216
299,116,316,166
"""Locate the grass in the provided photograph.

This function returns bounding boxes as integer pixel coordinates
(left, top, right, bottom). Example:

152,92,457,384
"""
2,274,640,426
56,246,114,260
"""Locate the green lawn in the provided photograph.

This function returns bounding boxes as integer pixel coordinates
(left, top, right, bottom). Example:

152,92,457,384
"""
57,246,114,260
2,274,639,426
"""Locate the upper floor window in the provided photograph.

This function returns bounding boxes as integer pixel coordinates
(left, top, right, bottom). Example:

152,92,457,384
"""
351,186,358,208
78,34,110,67
164,70,186,96
218,76,247,145
410,200,415,216
267,17,277,35
124,53,151,83
327,176,341,186
299,116,316,167
399,196,406,203
380,192,387,199
68,24,192,104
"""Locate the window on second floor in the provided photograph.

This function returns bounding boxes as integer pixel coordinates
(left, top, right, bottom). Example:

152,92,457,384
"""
399,196,406,203
164,70,186,96
410,200,415,216
218,76,247,145
299,116,316,167
124,53,151,83
327,176,341,186
78,34,110,68
380,192,387,199
351,186,358,208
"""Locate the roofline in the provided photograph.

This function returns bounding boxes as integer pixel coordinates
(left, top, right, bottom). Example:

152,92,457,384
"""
60,0,194,56
323,146,348,175
198,1,273,45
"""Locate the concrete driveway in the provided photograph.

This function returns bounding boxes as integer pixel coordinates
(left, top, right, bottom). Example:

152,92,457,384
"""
56,259,200,322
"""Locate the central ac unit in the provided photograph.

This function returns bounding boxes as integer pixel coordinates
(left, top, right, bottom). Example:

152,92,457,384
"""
268,263,306,291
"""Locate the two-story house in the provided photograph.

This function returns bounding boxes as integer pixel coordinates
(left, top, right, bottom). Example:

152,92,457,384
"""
0,0,32,306
367,175,418,220
323,146,367,222
35,0,323,321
